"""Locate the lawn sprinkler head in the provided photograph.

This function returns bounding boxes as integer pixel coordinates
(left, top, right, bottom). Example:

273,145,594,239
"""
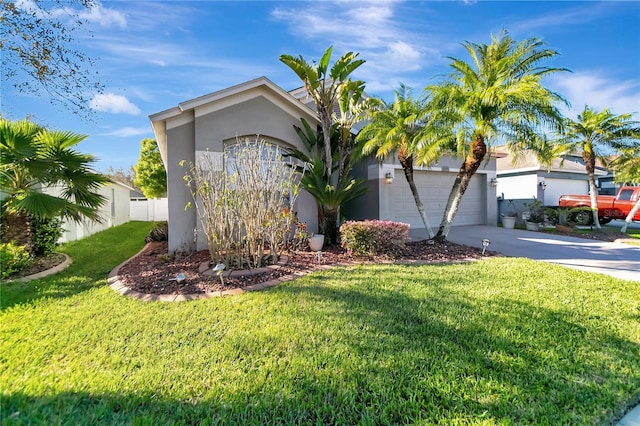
481,239,491,255
316,251,322,263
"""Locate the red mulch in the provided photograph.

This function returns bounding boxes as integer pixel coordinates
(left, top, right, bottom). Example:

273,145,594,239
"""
115,240,499,295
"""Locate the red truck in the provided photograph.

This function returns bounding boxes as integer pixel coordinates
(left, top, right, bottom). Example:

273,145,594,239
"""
558,186,640,225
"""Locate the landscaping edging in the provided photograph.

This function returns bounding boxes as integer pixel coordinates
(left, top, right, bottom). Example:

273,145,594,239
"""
7,253,73,283
108,243,486,302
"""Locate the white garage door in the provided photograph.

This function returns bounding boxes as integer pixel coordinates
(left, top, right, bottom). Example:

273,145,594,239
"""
544,178,587,206
390,170,484,228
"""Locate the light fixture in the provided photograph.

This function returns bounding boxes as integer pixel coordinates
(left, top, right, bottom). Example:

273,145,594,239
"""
385,171,394,184
490,177,498,187
481,239,491,255
539,180,547,190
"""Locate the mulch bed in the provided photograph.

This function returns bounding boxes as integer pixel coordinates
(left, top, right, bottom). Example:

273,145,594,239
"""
115,240,499,295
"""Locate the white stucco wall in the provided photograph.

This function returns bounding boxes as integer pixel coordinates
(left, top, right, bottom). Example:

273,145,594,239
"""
497,175,539,200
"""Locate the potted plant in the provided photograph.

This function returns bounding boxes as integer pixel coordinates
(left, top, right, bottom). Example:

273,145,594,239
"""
524,199,544,231
501,200,517,229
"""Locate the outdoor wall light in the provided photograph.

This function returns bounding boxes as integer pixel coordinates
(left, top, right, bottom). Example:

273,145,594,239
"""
385,171,394,184
539,180,547,190
490,177,498,187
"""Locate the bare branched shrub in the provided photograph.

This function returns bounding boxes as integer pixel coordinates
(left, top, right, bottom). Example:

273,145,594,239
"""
182,137,302,269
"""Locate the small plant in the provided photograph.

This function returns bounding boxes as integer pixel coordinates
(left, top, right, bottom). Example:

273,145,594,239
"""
525,199,545,223
502,199,517,217
145,221,168,242
30,216,63,256
0,242,32,279
340,220,409,257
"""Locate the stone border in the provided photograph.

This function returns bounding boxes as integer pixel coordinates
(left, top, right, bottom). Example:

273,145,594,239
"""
5,253,73,283
108,243,485,302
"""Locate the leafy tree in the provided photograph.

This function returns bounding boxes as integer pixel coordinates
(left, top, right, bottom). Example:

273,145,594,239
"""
357,84,438,239
426,31,567,241
134,138,167,199
280,46,365,180
1,0,103,116
557,106,640,229
610,145,640,233
0,118,109,252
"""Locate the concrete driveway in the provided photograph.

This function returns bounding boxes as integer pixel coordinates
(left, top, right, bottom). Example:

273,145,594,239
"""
409,225,640,282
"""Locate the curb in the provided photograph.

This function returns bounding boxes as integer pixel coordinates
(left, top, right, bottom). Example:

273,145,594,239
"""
7,253,73,283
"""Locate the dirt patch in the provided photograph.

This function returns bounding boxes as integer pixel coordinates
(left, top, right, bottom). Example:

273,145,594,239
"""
10,252,68,279
115,240,499,295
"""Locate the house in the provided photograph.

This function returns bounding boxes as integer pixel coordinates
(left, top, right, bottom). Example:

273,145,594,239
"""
496,149,608,206
45,180,131,243
149,77,499,253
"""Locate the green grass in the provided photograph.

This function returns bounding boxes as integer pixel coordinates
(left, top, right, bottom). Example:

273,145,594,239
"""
2,222,639,425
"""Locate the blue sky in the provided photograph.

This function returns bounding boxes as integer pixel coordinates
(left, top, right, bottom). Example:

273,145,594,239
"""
4,0,639,172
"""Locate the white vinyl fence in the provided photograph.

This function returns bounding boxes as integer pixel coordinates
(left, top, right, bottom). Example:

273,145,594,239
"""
130,198,168,222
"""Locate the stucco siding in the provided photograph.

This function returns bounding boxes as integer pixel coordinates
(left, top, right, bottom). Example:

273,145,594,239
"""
166,120,197,253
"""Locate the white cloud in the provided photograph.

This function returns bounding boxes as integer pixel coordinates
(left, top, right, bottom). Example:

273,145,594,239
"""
78,2,127,28
89,93,141,115
550,71,640,119
104,127,150,138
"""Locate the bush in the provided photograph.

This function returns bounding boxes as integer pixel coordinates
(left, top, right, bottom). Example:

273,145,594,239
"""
340,220,409,257
0,242,32,279
145,221,168,242
31,216,62,256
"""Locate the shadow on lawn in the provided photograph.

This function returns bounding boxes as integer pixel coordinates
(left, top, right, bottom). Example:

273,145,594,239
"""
272,263,639,423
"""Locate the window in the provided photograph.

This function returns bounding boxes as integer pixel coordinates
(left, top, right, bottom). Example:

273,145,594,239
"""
618,189,633,201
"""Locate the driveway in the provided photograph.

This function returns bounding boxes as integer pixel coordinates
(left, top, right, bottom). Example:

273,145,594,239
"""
409,225,640,282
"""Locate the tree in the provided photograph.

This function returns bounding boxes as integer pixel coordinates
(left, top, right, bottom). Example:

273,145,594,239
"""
610,146,640,233
280,46,365,180
1,0,103,116
0,118,109,252
104,166,137,189
134,138,167,199
357,84,438,239
287,118,367,244
557,106,640,229
426,31,567,241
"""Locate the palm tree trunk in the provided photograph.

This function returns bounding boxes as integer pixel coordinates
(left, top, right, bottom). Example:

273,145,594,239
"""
435,136,487,242
621,198,640,233
320,110,333,180
1,211,33,253
399,155,434,239
583,148,602,230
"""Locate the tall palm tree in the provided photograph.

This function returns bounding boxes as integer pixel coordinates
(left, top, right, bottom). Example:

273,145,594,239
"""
0,118,109,252
280,46,365,180
557,106,640,229
611,147,640,233
357,84,438,239
426,31,567,241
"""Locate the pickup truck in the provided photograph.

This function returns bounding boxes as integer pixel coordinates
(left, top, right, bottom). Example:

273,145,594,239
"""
558,186,640,225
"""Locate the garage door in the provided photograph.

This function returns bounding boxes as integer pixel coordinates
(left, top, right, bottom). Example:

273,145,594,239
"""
390,170,484,228
544,178,587,206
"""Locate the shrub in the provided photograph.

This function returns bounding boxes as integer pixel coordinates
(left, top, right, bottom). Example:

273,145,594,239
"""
0,242,32,279
31,216,62,256
145,221,168,242
340,220,409,257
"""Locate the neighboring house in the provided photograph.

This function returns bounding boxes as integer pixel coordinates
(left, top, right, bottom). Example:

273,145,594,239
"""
42,181,131,243
496,149,608,206
150,76,499,253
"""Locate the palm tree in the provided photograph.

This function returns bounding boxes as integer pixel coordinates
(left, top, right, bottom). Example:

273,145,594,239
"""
610,145,640,233
357,84,438,239
426,31,567,241
280,46,365,180
557,106,640,229
0,118,109,252
287,118,367,244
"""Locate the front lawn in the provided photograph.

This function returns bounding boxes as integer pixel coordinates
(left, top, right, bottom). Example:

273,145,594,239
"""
1,222,639,424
